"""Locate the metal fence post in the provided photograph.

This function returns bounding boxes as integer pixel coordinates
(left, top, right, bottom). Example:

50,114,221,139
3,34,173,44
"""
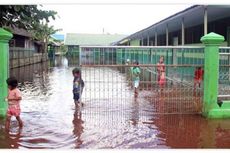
0,28,13,117
201,32,229,118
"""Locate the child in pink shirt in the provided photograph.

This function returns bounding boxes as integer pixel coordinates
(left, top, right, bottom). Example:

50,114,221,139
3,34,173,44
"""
157,56,166,87
5,77,23,132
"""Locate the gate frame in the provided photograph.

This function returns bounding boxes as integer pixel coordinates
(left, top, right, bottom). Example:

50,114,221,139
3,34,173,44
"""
79,34,230,118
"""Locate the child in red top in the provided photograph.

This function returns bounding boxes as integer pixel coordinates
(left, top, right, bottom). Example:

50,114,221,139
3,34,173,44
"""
5,77,23,132
194,67,204,89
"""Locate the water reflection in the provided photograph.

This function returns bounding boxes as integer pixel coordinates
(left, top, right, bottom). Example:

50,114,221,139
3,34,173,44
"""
130,97,139,126
0,118,22,148
5,128,22,148
153,114,204,148
10,61,49,83
72,110,84,148
0,56,230,148
199,119,230,148
55,56,69,68
153,114,230,148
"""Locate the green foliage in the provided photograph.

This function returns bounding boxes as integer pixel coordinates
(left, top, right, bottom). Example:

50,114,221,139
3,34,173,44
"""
32,23,61,41
32,23,62,52
60,45,67,53
0,5,57,30
0,5,62,53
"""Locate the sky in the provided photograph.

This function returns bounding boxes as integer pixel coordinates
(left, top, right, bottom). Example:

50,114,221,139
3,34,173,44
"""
41,4,192,35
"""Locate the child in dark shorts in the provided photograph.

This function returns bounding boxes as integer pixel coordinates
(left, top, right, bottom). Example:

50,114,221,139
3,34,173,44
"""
72,68,84,107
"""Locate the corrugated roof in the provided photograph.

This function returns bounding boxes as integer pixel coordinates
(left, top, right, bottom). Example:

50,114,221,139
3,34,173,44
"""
65,33,127,46
115,5,199,45
51,34,65,41
7,26,32,37
48,40,62,46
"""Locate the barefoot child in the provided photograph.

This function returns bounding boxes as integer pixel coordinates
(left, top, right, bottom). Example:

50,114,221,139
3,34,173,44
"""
194,67,204,90
72,68,84,107
126,59,132,86
131,61,141,97
5,77,23,132
157,56,166,88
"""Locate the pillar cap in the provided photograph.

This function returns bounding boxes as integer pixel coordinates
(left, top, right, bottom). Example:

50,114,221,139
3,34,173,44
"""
200,32,224,45
0,28,13,43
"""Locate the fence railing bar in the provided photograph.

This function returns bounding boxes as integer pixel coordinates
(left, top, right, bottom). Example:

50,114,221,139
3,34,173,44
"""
80,45,204,49
219,53,230,55
218,95,230,98
81,64,204,67
219,47,230,49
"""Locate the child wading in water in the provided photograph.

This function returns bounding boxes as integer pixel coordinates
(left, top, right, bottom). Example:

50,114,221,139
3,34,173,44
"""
194,67,204,90
131,61,141,97
72,68,84,108
5,77,23,132
193,67,204,111
157,56,166,89
126,59,132,86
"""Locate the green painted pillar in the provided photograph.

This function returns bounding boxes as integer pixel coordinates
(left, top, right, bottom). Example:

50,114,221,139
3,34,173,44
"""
0,28,13,117
201,32,229,118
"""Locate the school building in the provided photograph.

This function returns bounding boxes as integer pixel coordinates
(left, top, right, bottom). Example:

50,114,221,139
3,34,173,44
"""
115,5,230,46
65,33,126,56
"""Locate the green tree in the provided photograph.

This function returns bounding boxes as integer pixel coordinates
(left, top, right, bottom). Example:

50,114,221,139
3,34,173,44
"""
60,45,68,54
0,5,57,30
0,5,60,53
32,23,62,53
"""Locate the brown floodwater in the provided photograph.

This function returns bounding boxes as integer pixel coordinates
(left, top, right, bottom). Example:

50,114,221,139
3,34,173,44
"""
0,56,230,148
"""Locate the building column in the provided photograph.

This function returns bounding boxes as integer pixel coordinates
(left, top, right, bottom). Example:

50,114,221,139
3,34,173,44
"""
204,6,208,35
181,18,185,45
147,36,150,46
155,29,157,46
166,24,169,46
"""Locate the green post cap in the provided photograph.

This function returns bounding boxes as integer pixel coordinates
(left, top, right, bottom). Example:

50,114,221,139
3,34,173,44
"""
0,28,13,43
200,32,224,45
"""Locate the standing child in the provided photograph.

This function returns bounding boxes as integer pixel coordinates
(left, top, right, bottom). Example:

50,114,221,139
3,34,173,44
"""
126,59,132,86
194,67,204,90
157,56,166,88
72,68,85,107
5,77,23,132
131,61,141,97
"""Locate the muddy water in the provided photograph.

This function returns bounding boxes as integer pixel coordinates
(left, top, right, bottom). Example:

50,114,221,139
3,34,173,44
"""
0,56,230,148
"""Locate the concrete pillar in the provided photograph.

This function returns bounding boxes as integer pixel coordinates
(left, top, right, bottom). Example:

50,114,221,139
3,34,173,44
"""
201,32,230,118
181,18,185,45
0,28,13,117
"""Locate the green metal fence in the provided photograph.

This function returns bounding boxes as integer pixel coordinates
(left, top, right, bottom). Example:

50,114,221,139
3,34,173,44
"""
79,46,204,114
115,47,204,86
218,47,230,100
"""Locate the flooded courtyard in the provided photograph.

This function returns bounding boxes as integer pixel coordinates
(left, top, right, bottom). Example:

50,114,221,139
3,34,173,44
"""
0,56,230,148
